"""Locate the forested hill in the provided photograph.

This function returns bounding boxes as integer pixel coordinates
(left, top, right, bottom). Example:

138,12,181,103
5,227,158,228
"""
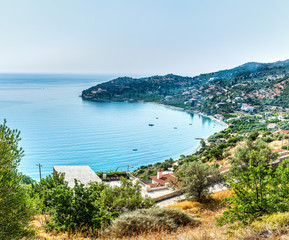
82,59,289,112
82,74,196,102
193,59,289,83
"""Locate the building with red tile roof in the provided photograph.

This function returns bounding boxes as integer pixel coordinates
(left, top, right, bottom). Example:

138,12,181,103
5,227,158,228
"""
149,169,175,186
273,130,289,135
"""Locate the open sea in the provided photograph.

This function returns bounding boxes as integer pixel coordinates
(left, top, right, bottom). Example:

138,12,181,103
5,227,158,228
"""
0,74,225,180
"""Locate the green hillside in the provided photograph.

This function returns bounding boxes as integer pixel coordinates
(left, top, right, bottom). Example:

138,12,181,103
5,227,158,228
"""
82,59,289,114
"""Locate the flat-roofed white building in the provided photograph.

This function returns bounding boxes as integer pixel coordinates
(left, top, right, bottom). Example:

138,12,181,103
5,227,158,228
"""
53,166,102,188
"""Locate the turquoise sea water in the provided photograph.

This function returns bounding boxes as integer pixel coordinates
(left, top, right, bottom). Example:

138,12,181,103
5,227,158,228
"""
0,74,225,179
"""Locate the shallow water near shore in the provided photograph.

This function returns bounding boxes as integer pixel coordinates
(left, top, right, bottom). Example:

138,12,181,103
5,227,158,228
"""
0,74,225,179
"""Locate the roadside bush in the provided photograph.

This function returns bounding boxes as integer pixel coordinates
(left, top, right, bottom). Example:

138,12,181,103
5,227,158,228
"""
108,208,197,237
261,136,275,143
227,137,238,147
249,132,259,141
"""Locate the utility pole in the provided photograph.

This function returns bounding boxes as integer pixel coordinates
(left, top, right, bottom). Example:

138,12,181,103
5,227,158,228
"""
36,163,42,180
127,164,133,173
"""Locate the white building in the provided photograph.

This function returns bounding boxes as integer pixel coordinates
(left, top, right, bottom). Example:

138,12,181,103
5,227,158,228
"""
53,166,102,188
241,104,254,112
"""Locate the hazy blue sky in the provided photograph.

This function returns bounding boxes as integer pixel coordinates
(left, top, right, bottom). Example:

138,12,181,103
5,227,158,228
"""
1,0,289,76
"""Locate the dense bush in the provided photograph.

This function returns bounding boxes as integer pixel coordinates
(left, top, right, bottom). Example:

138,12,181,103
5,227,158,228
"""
30,171,67,211
21,174,36,185
261,136,274,143
33,177,155,236
109,208,197,237
218,158,289,226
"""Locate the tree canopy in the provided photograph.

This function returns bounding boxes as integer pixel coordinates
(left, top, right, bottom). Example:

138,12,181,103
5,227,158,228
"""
0,120,35,239
177,161,222,202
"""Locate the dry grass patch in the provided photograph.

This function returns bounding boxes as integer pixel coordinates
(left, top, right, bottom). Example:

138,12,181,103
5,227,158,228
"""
269,140,289,150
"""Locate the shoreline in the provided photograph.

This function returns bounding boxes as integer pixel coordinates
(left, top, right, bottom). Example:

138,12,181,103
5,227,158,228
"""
147,101,228,161
149,101,228,127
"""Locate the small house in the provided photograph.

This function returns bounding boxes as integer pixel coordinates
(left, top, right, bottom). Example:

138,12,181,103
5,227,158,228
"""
241,104,254,112
267,123,278,130
188,98,197,106
215,102,226,108
215,114,224,121
273,129,289,135
143,169,175,192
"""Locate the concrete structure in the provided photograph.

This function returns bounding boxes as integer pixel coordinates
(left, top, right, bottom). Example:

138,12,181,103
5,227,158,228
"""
241,104,254,112
188,98,197,106
215,114,224,121
273,130,289,135
267,123,278,130
215,102,226,108
278,115,285,121
53,166,102,187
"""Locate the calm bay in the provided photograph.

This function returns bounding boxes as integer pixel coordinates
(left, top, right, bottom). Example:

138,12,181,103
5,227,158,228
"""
0,74,225,179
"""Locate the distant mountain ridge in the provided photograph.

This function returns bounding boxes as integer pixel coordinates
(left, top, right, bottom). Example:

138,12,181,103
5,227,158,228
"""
82,58,289,111
193,59,289,83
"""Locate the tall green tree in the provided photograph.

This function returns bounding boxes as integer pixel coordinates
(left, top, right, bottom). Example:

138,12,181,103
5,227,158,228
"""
177,161,222,202
0,120,35,239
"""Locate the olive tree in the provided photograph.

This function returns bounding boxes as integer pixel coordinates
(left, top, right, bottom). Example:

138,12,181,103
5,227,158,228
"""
178,161,222,202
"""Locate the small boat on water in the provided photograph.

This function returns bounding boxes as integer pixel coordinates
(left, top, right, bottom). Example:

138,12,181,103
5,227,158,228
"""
132,149,138,151
189,123,192,125
174,127,178,129
148,123,154,126
156,117,159,119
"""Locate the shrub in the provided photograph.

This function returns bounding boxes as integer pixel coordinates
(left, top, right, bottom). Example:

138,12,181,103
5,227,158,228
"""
249,132,259,141
109,208,197,237
261,136,274,143
251,212,289,234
